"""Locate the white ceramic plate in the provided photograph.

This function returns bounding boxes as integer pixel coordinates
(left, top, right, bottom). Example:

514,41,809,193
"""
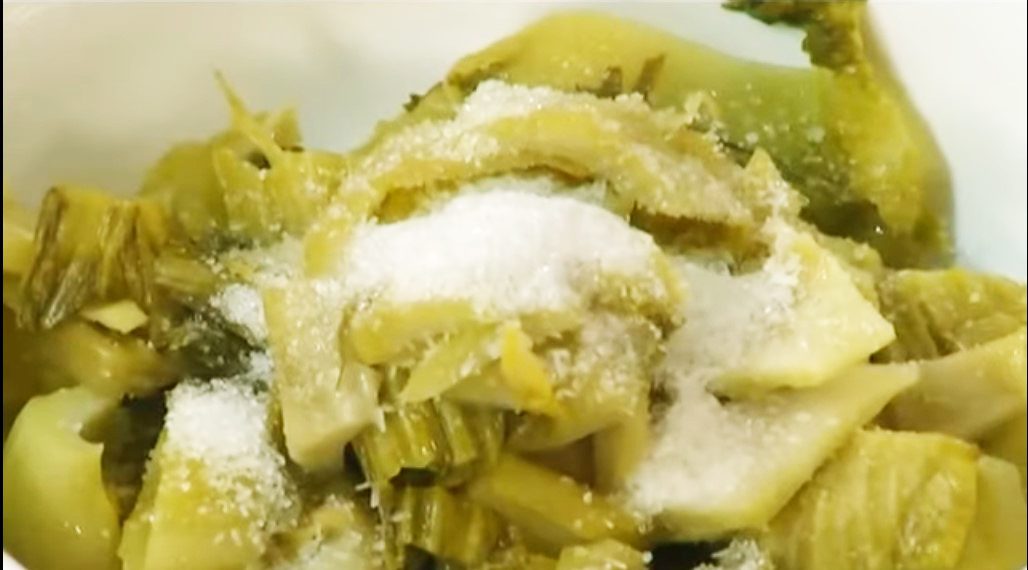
3,3,1026,569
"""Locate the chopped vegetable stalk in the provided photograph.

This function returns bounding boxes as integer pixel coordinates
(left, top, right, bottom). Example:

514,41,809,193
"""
496,321,558,414
526,437,596,485
4,310,177,400
400,324,497,402
877,268,1027,361
346,300,481,366
3,388,121,570
349,80,752,231
150,250,223,301
883,328,1027,440
468,453,646,553
762,429,978,570
511,313,659,450
444,10,950,266
263,282,380,472
19,186,171,329
469,540,558,570
710,232,895,396
555,539,647,570
119,381,296,570
142,76,343,244
593,397,650,493
633,364,918,540
953,456,1027,570
353,375,505,487
391,485,503,566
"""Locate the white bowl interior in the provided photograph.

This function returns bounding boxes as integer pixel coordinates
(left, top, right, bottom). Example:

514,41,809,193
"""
2,3,1026,569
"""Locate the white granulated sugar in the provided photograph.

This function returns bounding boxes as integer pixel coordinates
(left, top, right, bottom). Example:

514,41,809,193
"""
355,81,572,181
338,190,668,316
554,312,656,405
242,350,275,384
211,283,268,342
696,539,774,570
660,239,800,388
457,173,610,207
163,379,293,535
627,231,806,515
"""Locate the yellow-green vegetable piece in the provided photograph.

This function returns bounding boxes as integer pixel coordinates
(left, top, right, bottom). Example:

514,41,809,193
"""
400,323,497,403
269,494,380,570
4,310,176,402
762,429,978,570
19,186,171,329
119,381,296,570
140,82,308,243
953,456,1027,570
527,437,596,485
593,396,650,493
511,313,658,450
980,414,1028,495
883,328,1027,441
472,540,557,570
555,539,647,570
468,453,646,553
80,298,149,334
3,387,121,570
353,375,505,487
480,95,751,224
877,268,1027,362
263,282,380,472
391,485,503,566
345,80,751,231
496,321,558,414
445,10,949,266
710,233,895,396
346,300,481,366
636,364,918,540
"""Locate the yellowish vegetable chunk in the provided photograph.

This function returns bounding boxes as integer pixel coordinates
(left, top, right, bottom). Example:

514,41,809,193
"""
511,314,658,450
120,381,296,570
4,310,176,402
710,233,895,396
80,299,149,334
3,388,121,570
762,429,979,570
883,328,1027,440
555,539,647,570
954,456,1027,570
496,321,558,414
468,454,646,553
877,268,1027,361
631,364,918,540
593,397,650,493
263,282,380,471
980,414,1028,494
400,324,497,403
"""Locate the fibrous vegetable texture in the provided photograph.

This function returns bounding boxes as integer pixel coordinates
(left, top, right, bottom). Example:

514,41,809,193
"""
3,4,1024,570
